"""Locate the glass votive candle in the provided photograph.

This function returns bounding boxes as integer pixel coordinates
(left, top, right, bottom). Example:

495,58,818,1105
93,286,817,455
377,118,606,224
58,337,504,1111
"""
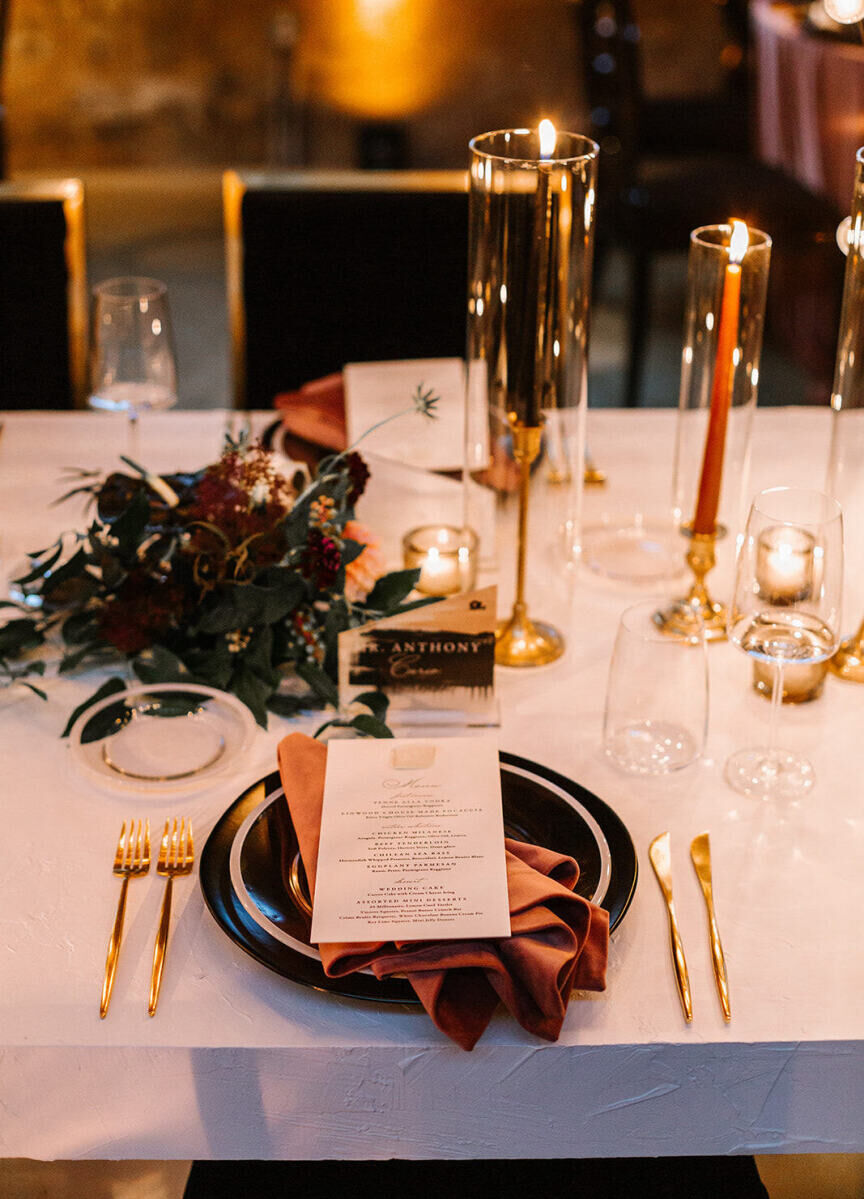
402,525,478,597
752,658,828,704
756,525,818,604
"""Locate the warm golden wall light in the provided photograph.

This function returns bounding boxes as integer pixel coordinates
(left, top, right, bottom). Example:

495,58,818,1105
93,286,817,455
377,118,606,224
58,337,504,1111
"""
295,0,461,119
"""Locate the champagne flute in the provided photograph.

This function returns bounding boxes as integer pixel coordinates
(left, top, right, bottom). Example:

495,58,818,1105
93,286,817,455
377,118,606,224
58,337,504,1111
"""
88,277,178,455
726,487,843,800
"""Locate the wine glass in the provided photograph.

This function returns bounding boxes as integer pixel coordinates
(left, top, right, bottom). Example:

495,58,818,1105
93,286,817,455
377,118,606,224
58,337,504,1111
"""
88,277,178,455
726,487,843,801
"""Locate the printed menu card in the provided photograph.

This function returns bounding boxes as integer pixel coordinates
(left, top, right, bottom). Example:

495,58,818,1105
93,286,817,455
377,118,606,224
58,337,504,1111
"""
310,736,511,944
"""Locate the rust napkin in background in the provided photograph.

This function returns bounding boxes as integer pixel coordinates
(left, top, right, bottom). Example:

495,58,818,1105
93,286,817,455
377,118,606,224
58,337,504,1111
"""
277,732,609,1051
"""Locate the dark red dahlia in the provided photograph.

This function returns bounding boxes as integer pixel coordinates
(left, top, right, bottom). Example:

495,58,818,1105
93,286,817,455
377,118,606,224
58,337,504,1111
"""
301,528,341,590
344,452,370,506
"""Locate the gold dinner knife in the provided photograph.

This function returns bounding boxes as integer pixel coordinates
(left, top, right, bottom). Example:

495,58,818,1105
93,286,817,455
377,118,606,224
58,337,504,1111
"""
648,832,693,1023
690,832,731,1022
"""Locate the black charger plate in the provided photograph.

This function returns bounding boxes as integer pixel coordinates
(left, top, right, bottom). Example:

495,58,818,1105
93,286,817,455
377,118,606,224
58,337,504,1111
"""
199,751,637,1004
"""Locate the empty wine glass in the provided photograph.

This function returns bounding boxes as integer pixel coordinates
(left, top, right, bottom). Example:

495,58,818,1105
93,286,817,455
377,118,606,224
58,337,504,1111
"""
726,487,843,801
88,277,178,453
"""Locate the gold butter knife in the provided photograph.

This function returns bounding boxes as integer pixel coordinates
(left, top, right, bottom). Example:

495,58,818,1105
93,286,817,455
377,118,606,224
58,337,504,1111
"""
648,832,693,1023
690,832,731,1022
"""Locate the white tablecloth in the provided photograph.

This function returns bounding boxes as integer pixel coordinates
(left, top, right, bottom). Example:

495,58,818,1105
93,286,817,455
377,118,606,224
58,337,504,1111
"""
1,408,862,1161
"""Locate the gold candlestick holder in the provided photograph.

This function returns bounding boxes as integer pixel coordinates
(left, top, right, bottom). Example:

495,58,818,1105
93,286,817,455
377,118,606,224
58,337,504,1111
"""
830,616,864,682
654,528,728,641
495,423,565,667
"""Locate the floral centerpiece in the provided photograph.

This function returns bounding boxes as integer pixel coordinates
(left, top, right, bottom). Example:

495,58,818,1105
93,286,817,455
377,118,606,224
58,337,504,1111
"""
1,391,439,734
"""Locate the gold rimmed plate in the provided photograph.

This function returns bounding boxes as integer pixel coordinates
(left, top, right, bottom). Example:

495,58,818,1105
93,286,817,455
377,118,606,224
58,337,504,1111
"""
68,683,256,795
199,752,638,1004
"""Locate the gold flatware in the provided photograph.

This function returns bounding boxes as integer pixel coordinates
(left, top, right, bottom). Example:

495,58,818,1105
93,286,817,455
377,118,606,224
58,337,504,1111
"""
148,818,194,1017
100,819,150,1019
648,832,693,1023
690,832,731,1022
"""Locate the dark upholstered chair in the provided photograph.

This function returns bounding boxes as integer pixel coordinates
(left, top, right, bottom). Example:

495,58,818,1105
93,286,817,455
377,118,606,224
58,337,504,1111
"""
0,179,87,410
223,169,469,409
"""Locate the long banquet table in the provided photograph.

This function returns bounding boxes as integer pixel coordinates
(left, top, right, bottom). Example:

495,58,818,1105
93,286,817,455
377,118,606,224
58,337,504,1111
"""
1,407,863,1161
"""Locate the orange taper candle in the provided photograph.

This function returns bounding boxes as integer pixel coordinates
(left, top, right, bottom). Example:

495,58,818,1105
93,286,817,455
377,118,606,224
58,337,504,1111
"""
692,221,749,536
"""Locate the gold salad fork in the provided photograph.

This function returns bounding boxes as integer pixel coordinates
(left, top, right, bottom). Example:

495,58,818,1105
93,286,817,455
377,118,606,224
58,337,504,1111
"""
100,820,151,1018
148,818,194,1016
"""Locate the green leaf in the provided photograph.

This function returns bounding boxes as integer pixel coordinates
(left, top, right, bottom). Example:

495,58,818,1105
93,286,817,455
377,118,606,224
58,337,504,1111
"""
230,664,273,728
58,642,107,673
183,644,234,690
111,488,153,554
353,689,389,721
196,580,304,635
266,692,312,718
62,610,103,646
13,541,64,585
340,538,365,567
132,644,192,685
0,618,45,657
61,676,127,737
42,546,90,590
350,713,393,739
296,660,339,707
21,682,48,700
363,569,420,612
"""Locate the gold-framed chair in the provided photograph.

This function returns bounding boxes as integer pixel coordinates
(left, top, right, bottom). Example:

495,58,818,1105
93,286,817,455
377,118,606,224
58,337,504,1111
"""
223,169,469,410
0,178,87,409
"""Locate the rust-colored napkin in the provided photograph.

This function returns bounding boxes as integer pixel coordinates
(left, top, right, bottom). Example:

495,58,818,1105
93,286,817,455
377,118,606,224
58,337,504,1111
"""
274,373,347,454
277,732,609,1050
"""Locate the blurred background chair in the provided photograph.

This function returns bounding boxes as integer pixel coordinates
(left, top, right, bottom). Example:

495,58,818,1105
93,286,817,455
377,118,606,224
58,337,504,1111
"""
573,0,846,407
223,169,469,410
0,178,87,409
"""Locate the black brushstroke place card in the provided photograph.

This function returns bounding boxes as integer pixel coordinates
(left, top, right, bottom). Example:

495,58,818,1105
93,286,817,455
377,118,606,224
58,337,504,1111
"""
338,587,497,722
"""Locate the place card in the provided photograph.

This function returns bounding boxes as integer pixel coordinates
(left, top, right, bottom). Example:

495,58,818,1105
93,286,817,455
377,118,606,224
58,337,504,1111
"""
310,736,511,944
338,586,497,718
344,358,465,471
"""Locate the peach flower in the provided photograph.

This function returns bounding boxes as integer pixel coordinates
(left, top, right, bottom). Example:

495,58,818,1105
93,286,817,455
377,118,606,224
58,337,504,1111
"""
343,520,387,603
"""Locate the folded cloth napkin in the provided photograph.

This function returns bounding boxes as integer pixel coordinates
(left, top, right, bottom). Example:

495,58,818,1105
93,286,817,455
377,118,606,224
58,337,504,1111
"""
277,732,609,1050
274,373,347,453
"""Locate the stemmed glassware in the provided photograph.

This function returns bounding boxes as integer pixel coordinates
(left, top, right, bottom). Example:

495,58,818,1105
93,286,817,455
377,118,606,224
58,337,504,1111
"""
88,277,178,454
726,487,843,801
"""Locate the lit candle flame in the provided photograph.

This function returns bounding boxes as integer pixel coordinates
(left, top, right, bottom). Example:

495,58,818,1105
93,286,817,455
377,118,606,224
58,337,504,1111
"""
823,0,864,24
538,119,557,159
729,219,749,266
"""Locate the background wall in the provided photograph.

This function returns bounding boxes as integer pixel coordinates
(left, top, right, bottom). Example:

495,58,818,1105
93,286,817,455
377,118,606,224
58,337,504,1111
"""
4,0,728,172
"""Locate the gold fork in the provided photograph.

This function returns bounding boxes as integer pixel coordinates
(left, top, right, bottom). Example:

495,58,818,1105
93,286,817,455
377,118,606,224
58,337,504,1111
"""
100,819,151,1019
148,818,194,1016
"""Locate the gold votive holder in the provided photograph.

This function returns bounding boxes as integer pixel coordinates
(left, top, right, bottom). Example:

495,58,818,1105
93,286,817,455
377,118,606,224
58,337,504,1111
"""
752,658,828,704
402,525,478,597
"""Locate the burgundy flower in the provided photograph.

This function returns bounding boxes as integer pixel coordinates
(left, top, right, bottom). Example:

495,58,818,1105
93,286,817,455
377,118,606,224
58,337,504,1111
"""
344,452,370,506
99,574,185,654
301,528,341,590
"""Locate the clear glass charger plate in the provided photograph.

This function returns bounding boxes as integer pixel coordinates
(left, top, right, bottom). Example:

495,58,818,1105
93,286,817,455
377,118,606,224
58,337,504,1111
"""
199,752,639,1004
582,517,686,583
68,682,256,795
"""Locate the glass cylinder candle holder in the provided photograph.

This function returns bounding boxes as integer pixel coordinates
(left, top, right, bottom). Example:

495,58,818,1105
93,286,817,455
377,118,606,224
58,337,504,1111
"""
463,126,597,665
658,223,771,641
671,224,772,542
402,525,478,597
827,146,864,683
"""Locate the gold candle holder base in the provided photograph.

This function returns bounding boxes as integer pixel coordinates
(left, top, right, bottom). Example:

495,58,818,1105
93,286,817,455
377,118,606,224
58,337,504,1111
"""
495,603,564,667
829,620,864,682
495,422,566,668
654,529,727,641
